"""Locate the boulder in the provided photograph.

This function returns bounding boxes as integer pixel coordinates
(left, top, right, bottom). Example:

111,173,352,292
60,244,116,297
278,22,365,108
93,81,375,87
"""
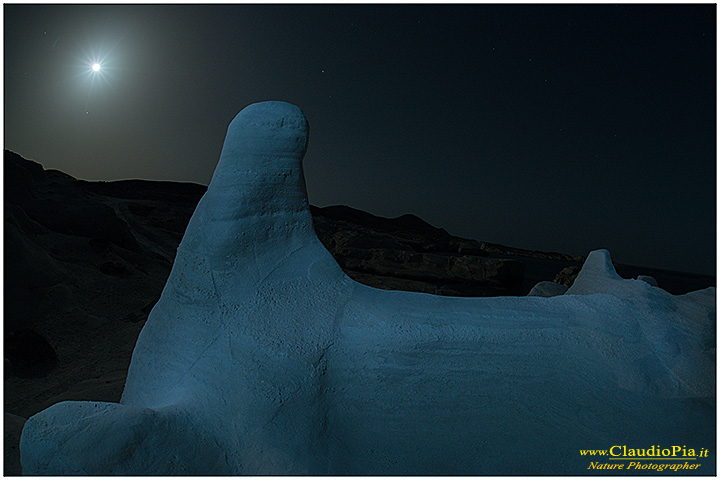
527,281,568,297
637,275,659,287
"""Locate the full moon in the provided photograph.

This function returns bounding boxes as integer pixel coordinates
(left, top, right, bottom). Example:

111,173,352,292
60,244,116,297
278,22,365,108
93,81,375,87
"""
91,63,101,72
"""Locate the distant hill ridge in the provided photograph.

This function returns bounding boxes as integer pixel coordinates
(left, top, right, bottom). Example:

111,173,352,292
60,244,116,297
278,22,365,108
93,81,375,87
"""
5,150,713,294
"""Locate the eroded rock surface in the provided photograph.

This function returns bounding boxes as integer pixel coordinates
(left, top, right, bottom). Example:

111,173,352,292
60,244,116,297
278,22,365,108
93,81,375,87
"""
18,102,716,475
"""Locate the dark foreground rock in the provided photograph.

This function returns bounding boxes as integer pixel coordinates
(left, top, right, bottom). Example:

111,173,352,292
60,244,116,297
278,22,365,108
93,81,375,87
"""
4,413,26,475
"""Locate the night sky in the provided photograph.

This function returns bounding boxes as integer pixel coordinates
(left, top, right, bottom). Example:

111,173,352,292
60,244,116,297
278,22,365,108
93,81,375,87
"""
4,4,716,275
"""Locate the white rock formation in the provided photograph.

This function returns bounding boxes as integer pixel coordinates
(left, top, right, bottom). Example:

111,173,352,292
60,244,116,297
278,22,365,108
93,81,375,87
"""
20,102,716,475
637,274,659,287
527,280,569,297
